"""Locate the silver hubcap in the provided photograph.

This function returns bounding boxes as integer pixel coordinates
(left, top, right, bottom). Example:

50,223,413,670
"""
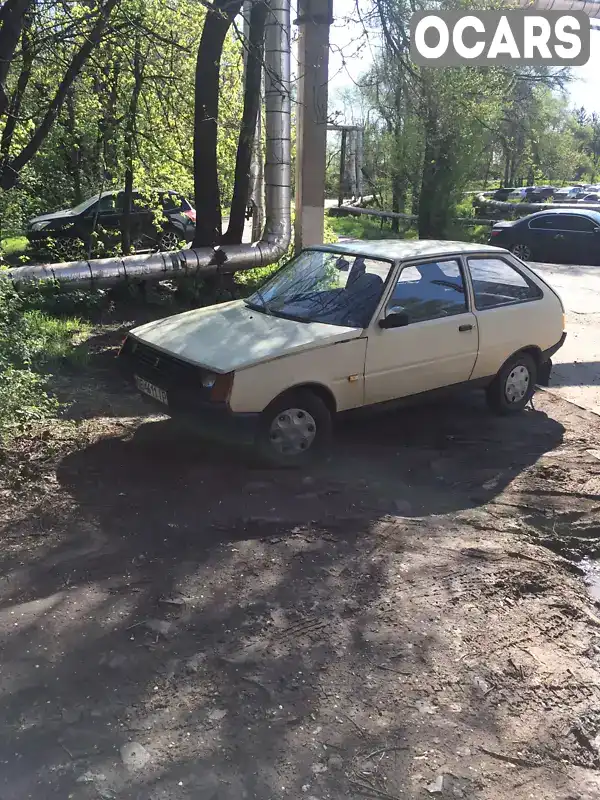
160,231,179,251
269,407,317,456
512,244,531,260
505,364,530,403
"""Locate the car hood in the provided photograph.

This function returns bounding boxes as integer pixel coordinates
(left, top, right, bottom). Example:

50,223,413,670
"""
29,209,74,224
130,300,364,373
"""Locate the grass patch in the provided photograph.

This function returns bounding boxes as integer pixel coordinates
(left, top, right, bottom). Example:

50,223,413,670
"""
0,236,29,267
21,310,91,366
329,214,401,240
0,279,91,444
328,214,418,241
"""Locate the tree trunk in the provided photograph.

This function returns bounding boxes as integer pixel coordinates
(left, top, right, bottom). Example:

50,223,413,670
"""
0,0,32,117
418,110,438,239
223,0,267,244
391,174,405,234
0,0,120,190
122,34,145,254
0,9,32,164
96,61,121,183
338,129,347,207
65,89,82,206
192,0,243,248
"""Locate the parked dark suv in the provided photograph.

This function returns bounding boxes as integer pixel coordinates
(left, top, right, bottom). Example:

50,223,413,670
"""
489,208,600,264
27,188,196,261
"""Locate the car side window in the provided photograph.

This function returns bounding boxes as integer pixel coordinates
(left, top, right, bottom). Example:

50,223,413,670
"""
132,192,152,212
557,215,596,232
388,260,468,323
97,194,118,214
467,258,543,310
528,215,558,230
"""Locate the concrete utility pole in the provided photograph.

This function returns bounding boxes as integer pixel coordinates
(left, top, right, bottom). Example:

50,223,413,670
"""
294,0,332,249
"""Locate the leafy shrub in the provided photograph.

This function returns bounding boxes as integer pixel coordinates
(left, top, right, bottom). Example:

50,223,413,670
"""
0,278,89,442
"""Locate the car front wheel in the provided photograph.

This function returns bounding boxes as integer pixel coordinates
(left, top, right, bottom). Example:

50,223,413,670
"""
256,389,332,467
486,352,538,415
158,228,181,251
511,243,533,261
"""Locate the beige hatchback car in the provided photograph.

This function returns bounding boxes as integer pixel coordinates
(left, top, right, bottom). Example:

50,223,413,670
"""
119,240,566,465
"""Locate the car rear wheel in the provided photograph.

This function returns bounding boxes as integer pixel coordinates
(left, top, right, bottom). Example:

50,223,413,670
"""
511,243,533,261
486,351,537,415
256,389,332,468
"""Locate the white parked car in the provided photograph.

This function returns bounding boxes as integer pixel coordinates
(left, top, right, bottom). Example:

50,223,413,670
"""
120,241,566,466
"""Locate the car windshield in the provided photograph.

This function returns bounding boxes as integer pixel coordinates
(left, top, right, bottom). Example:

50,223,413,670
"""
70,194,101,214
246,249,393,328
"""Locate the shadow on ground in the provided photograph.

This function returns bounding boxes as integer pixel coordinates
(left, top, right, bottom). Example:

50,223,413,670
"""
1,388,586,800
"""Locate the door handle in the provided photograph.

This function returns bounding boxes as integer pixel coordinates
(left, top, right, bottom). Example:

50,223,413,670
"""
459,324,473,332
554,234,564,240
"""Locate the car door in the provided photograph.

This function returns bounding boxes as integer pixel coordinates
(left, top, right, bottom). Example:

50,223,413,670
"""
465,256,547,381
554,214,598,265
90,192,124,248
525,214,567,261
364,259,479,406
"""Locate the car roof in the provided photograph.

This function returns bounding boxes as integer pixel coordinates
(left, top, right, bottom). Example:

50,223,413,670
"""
98,188,178,198
313,239,506,261
523,208,600,222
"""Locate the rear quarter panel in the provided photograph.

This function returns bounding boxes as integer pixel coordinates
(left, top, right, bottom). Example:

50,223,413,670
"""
470,263,564,380
229,338,368,414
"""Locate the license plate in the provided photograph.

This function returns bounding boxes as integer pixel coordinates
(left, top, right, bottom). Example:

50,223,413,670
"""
135,375,168,405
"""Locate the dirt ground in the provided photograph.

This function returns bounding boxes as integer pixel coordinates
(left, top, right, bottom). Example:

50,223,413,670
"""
2,327,600,800
532,261,600,416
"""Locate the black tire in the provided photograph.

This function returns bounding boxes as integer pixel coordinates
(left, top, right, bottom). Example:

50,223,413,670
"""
158,228,181,252
486,351,538,415
255,389,332,468
510,243,533,261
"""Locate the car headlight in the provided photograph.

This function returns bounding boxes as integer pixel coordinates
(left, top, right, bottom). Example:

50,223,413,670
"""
202,372,217,389
31,221,50,232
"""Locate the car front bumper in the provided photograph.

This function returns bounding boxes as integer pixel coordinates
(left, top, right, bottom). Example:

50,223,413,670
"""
136,392,260,445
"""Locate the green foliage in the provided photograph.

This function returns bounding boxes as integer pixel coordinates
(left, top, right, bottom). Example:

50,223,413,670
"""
0,236,29,267
328,214,403,240
0,278,89,442
0,0,244,238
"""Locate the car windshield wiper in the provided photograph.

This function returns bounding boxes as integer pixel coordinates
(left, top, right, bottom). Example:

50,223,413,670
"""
245,287,270,315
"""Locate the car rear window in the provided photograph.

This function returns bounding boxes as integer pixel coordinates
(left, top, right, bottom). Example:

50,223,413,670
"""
467,258,543,310
161,193,191,212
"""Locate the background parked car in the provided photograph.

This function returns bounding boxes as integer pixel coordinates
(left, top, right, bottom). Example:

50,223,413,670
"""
489,208,600,264
553,186,580,201
27,188,196,261
508,187,535,201
491,188,517,202
524,186,555,202
579,193,600,203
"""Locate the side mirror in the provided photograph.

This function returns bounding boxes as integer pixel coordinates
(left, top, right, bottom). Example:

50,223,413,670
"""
379,311,410,329
594,227,600,234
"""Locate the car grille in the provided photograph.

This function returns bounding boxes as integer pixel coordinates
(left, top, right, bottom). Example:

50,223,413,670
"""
121,338,210,399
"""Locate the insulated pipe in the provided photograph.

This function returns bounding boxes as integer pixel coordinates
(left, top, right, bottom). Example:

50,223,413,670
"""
475,192,600,215
7,0,291,290
515,0,600,16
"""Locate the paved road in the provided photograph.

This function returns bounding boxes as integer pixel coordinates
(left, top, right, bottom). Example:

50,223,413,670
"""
531,261,600,415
